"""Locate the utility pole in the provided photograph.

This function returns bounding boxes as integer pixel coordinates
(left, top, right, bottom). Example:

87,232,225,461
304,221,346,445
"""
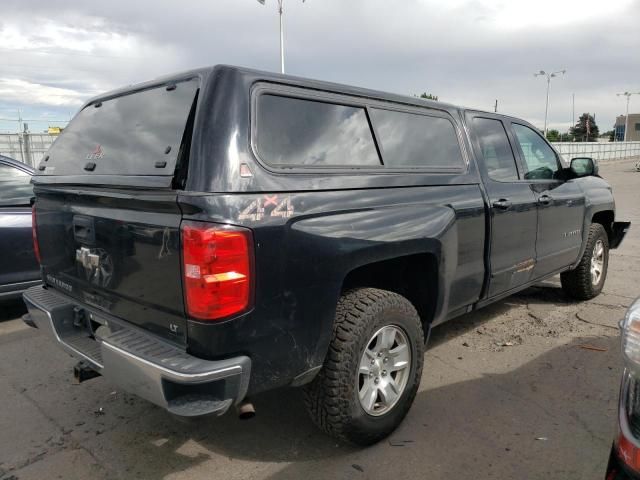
617,92,640,142
534,69,566,137
494,99,498,113
256,0,307,74
572,93,575,122
16,113,32,166
22,122,32,167
278,0,284,73
568,93,574,141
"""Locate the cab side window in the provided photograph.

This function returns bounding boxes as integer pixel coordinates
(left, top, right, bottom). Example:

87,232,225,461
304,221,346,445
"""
512,124,560,180
473,117,519,182
369,108,464,169
255,94,381,167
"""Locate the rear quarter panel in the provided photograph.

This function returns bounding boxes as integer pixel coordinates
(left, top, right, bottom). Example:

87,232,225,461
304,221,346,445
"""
180,184,485,393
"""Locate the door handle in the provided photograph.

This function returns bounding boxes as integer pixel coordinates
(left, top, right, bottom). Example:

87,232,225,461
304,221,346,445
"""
73,215,96,243
492,199,512,210
538,194,553,206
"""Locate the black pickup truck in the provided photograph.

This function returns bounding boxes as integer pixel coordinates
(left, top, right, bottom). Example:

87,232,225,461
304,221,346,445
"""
23,65,629,445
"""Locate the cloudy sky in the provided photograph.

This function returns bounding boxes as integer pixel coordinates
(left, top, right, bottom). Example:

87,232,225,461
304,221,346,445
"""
1,0,639,134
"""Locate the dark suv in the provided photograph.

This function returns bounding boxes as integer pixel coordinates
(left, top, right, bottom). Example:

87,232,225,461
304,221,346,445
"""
0,155,40,300
23,65,629,445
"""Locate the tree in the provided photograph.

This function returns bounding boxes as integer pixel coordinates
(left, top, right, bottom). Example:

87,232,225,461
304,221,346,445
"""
546,129,561,141
416,92,438,101
558,132,573,142
570,113,600,142
602,130,615,142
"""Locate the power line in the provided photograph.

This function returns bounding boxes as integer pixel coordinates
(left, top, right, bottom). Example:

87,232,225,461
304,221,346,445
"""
0,118,69,122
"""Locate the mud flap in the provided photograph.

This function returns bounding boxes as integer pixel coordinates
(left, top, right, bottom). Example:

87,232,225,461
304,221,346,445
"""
611,222,631,249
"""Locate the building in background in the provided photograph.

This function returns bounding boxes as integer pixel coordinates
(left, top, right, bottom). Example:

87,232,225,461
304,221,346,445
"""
47,126,64,135
614,113,640,141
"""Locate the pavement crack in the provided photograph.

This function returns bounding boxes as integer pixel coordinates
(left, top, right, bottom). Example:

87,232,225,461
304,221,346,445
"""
568,411,608,445
586,301,629,309
6,386,117,478
611,253,640,260
574,311,619,331
6,450,49,473
602,292,638,301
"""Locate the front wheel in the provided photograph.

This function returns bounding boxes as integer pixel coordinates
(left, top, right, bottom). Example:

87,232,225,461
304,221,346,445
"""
303,288,424,445
561,223,609,300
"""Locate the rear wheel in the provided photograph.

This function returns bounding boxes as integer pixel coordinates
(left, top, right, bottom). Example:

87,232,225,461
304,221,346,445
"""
303,288,424,445
561,223,609,300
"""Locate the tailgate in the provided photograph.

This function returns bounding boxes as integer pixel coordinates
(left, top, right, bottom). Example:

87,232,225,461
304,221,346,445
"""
35,187,187,344
30,78,201,345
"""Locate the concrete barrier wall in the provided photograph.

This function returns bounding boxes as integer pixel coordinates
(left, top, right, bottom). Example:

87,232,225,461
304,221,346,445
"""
2,133,639,169
0,133,57,167
552,141,640,162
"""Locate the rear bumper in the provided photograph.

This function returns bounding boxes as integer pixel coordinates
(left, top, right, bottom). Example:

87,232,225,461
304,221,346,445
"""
22,285,251,417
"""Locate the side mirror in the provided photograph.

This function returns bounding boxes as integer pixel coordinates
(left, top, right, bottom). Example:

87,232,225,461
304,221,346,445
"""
570,157,598,177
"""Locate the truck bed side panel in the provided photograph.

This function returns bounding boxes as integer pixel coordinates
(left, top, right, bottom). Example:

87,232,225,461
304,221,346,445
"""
181,184,485,394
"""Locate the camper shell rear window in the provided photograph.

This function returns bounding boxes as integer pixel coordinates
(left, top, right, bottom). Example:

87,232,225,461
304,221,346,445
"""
40,78,199,176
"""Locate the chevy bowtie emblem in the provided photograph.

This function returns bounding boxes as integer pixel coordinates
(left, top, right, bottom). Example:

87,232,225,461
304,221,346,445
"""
86,144,104,160
76,247,100,269
75,247,114,288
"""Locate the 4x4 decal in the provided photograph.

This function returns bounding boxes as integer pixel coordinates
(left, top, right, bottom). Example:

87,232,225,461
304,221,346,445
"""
239,195,294,221
270,197,294,218
238,199,265,221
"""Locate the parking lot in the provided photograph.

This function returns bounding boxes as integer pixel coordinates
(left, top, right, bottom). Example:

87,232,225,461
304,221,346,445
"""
1,158,638,480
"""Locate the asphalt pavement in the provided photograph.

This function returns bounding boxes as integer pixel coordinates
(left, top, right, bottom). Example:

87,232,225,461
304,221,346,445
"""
1,159,639,480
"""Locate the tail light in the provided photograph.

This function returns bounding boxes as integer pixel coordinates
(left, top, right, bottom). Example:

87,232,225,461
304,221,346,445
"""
181,221,253,321
32,206,41,264
616,430,640,473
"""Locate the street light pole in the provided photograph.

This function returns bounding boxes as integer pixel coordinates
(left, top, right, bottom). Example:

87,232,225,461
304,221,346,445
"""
534,69,566,138
571,93,575,140
278,0,284,74
617,92,640,142
257,0,306,74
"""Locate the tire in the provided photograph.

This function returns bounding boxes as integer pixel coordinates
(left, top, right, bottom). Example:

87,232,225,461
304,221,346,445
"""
561,223,609,300
303,288,424,445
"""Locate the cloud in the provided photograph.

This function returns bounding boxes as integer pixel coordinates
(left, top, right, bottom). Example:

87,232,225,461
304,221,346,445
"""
0,78,86,107
0,0,638,133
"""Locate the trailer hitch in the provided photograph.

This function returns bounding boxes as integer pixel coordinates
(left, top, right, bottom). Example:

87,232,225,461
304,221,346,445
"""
73,361,101,384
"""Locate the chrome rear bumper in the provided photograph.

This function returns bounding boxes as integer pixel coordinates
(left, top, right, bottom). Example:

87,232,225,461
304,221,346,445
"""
23,285,251,417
